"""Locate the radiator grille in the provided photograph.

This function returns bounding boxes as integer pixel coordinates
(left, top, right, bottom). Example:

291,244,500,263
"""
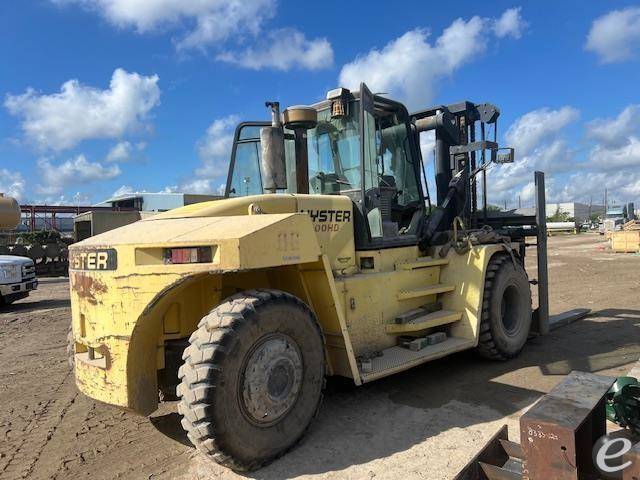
22,263,36,281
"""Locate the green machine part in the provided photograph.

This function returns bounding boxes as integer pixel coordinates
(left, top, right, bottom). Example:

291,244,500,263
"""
606,376,640,434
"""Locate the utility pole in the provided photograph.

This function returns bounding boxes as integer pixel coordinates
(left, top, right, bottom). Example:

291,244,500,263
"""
504,199,507,210
604,188,608,213
518,195,521,209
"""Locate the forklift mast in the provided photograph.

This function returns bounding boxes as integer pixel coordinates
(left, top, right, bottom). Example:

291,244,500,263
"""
411,101,549,335
411,101,503,226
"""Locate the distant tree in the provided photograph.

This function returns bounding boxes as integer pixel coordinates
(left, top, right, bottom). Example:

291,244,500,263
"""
16,230,62,245
486,204,502,212
547,206,571,222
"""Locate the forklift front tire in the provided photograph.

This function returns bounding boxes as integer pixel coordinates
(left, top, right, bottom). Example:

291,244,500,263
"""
177,289,325,471
476,254,532,361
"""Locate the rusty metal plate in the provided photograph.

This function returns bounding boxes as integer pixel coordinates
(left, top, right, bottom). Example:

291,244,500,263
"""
520,371,615,480
455,425,515,480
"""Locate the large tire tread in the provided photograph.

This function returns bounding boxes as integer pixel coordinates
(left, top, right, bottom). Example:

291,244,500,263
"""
476,253,531,361
177,289,324,471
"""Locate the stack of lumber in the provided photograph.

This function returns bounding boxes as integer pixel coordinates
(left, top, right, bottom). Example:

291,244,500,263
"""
623,219,640,231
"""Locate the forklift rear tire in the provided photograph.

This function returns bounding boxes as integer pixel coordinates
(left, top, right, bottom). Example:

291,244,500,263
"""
476,253,532,361
177,289,325,471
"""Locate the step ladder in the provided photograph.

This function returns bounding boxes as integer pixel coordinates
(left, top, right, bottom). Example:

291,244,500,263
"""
395,257,449,270
397,284,455,300
386,309,462,334
359,337,475,382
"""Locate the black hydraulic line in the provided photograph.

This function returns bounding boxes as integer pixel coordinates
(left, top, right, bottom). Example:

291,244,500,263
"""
470,123,477,228
418,170,467,250
481,122,487,223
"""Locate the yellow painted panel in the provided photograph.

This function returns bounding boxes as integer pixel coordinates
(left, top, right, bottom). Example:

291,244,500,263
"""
438,244,511,343
163,302,180,334
341,266,441,356
355,245,421,273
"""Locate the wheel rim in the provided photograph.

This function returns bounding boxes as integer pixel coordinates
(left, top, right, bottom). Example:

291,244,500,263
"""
500,284,521,336
240,333,303,426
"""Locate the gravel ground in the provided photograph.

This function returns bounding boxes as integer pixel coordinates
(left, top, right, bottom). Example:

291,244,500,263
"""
1,233,639,480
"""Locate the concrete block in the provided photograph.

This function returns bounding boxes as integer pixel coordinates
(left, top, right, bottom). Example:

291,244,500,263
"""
360,359,373,373
426,332,447,345
409,337,429,351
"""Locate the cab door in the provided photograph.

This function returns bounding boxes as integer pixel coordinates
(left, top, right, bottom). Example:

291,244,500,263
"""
356,83,426,250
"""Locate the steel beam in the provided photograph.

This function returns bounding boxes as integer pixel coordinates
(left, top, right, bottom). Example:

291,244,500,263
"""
534,171,549,335
549,308,591,331
455,425,512,480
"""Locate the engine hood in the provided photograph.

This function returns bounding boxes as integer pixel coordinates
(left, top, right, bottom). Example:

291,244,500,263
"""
0,255,32,266
71,193,356,272
149,193,314,220
70,212,323,273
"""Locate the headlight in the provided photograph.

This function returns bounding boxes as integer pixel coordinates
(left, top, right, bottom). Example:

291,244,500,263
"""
0,265,19,279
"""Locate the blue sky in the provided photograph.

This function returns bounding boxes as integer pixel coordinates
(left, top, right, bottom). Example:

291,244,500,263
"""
1,1,640,208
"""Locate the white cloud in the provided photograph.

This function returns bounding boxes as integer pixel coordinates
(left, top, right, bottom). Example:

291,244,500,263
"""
586,104,640,148
586,7,640,63
39,191,93,206
52,0,332,71
586,105,640,170
174,0,274,51
589,138,640,170
106,140,146,162
37,154,121,195
195,115,238,178
171,115,238,196
588,139,640,171
178,179,226,195
0,169,26,201
338,9,524,107
419,131,436,163
160,185,179,193
487,107,579,206
552,170,640,205
493,7,526,39
505,106,579,156
111,185,134,197
180,178,212,194
53,0,273,44
5,68,160,151
217,29,333,71
488,104,640,207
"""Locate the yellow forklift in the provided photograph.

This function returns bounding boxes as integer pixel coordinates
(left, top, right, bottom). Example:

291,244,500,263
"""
68,83,550,470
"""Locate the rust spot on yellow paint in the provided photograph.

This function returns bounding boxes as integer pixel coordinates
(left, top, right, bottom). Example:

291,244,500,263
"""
71,272,108,305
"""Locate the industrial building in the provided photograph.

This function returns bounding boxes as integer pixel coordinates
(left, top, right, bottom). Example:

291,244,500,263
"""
94,192,221,212
75,192,223,240
544,202,605,222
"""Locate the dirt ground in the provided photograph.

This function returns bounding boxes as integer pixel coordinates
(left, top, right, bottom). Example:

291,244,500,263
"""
1,233,639,480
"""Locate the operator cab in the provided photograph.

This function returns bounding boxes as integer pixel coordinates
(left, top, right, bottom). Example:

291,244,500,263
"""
225,84,426,250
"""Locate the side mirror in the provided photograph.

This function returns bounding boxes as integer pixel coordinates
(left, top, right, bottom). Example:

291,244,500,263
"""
260,102,287,192
493,147,515,164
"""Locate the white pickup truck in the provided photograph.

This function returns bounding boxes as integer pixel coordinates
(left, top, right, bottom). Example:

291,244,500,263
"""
0,255,37,304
